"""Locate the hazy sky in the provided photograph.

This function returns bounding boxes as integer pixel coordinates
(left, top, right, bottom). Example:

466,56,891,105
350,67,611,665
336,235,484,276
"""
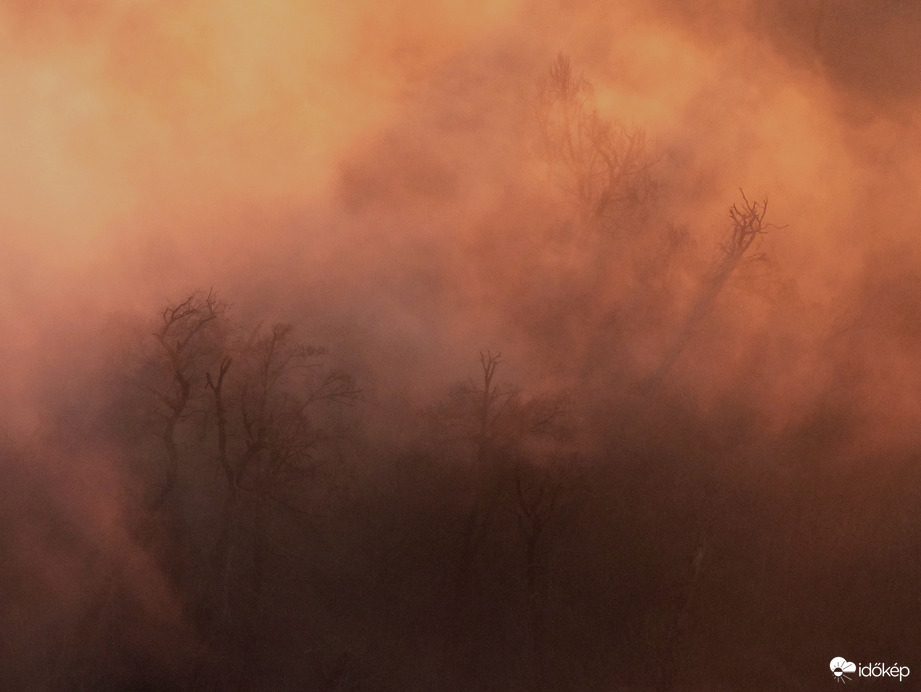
5,5,921,687
3,0,921,426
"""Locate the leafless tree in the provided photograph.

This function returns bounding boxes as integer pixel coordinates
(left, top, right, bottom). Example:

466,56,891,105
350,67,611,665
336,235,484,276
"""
228,323,359,503
536,54,658,223
649,190,781,385
203,321,360,629
144,293,361,677
442,352,575,685
149,289,228,507
451,351,513,603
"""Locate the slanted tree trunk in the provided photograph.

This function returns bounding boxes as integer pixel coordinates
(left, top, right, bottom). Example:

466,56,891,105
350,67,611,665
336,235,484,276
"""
648,190,775,387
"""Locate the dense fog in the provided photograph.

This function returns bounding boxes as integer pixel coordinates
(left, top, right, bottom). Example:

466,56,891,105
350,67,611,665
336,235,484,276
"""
3,1,921,689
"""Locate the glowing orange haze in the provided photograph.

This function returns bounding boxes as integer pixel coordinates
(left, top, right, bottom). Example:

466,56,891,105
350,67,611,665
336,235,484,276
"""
2,0,921,435
4,3,921,687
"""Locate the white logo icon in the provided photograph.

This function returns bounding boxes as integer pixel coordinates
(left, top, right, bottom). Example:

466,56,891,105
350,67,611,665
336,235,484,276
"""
831,657,857,683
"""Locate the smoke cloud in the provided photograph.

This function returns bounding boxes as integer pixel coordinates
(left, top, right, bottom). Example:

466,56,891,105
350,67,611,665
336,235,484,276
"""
3,0,921,688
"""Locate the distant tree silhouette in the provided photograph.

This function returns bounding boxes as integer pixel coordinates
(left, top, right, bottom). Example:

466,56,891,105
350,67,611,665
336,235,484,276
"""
144,292,360,681
149,289,228,508
536,54,658,224
436,352,576,687
207,321,358,616
649,189,781,386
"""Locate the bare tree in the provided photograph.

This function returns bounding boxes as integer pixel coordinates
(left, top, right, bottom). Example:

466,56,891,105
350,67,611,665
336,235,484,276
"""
203,321,360,631
649,190,781,385
441,352,575,687
149,289,228,507
536,54,658,223
143,293,361,681
451,351,514,603
640,193,781,687
230,323,359,503
206,357,233,489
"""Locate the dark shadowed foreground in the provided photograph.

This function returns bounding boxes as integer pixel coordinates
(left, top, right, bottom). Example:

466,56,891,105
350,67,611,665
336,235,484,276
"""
4,1,921,689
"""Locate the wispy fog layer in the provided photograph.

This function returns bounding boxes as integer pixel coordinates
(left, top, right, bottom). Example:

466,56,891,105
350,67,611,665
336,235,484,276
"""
3,1,921,689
